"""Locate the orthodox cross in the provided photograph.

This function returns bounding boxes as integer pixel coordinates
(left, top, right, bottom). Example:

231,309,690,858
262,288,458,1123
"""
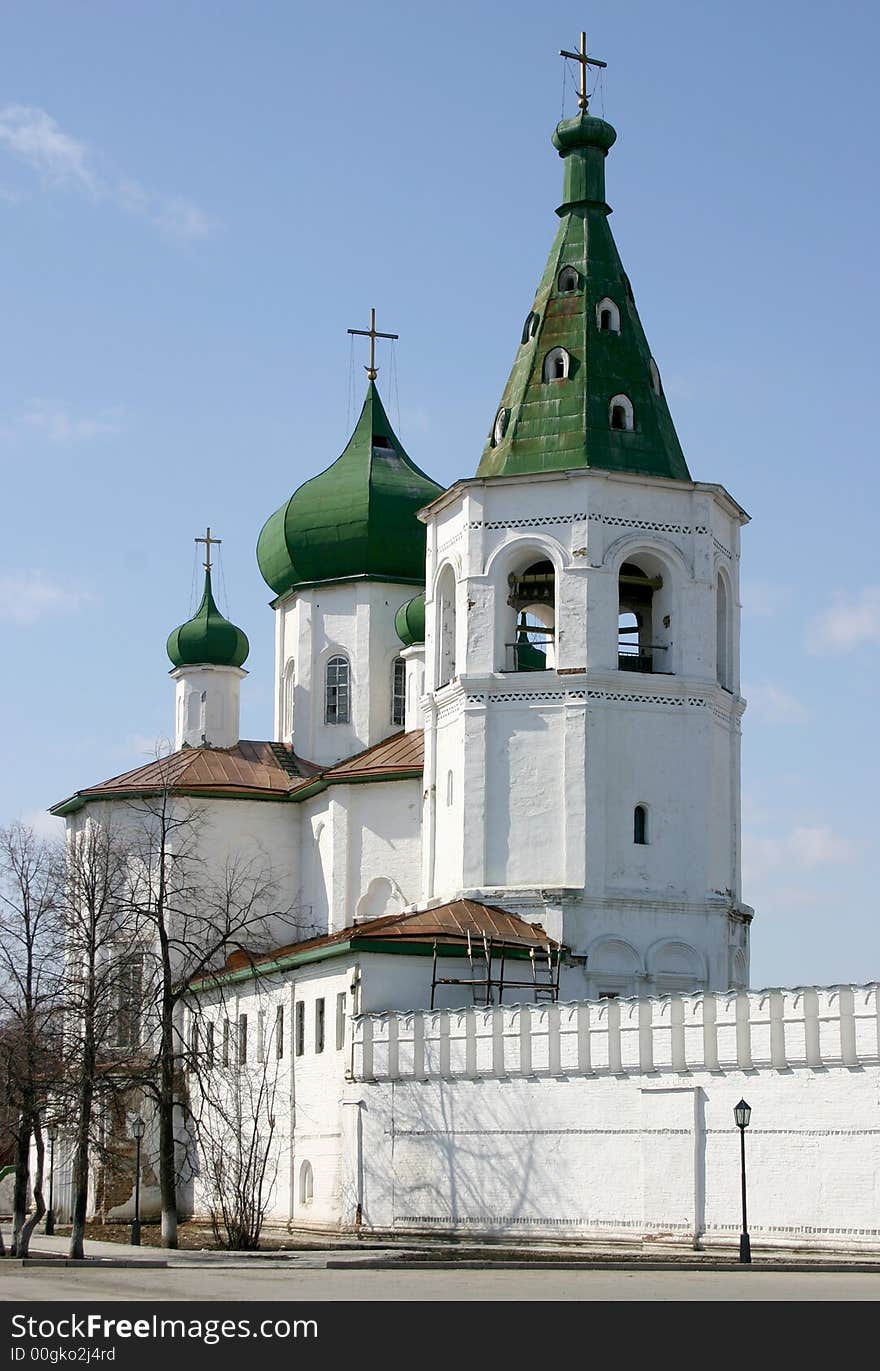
559,31,607,112
195,526,221,572
348,308,398,381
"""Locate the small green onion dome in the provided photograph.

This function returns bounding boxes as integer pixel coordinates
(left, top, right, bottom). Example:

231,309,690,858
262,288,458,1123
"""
256,382,443,597
166,569,249,668
394,592,426,647
551,111,617,155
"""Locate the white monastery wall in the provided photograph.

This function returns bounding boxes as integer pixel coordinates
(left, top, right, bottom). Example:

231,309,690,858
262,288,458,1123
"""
345,984,880,1250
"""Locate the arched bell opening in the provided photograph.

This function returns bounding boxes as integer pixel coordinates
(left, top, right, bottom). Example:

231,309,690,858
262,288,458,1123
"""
504,559,556,672
618,558,672,674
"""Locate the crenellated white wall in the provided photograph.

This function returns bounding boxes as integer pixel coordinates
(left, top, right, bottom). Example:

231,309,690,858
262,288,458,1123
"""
344,984,880,1251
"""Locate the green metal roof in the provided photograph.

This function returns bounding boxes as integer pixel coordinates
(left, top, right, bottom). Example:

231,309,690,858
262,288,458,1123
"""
394,592,426,647
166,569,249,668
256,382,443,597
476,111,690,483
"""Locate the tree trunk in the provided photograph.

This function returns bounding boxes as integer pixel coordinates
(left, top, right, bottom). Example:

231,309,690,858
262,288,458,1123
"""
69,1069,94,1260
158,997,178,1248
19,1121,46,1255
11,1114,31,1257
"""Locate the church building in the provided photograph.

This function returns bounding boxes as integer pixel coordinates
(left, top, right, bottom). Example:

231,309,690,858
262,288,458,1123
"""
51,43,880,1251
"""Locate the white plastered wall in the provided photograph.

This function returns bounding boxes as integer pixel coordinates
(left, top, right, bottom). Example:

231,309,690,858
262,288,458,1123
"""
418,467,749,993
273,581,422,765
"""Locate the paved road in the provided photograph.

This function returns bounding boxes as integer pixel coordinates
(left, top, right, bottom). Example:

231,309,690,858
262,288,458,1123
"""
1,1265,878,1301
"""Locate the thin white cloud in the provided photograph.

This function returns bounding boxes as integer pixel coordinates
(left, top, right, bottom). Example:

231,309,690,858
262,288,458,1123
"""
20,401,123,445
0,571,92,625
808,586,880,654
744,681,810,726
0,104,215,242
743,823,860,883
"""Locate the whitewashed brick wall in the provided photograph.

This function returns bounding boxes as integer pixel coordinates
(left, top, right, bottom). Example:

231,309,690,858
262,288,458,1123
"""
343,985,880,1251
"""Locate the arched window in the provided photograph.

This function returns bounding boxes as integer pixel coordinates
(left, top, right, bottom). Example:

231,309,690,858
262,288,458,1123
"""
521,311,539,344
282,659,295,741
633,805,648,845
504,559,555,671
446,770,454,806
716,575,732,690
542,347,571,383
557,265,580,293
596,297,620,333
391,656,406,727
649,357,662,396
325,655,350,724
609,394,634,431
491,407,509,446
436,566,457,688
299,1159,313,1205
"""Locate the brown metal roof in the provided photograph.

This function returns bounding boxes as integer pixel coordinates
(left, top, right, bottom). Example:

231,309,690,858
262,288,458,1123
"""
52,730,425,815
51,740,320,812
318,728,424,781
221,899,559,977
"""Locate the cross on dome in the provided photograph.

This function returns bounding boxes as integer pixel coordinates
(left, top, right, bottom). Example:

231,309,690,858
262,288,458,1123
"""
347,308,399,381
559,31,607,112
195,525,222,572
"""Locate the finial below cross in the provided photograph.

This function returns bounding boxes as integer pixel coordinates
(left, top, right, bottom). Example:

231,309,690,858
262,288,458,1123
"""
348,308,399,381
559,31,607,112
195,526,222,572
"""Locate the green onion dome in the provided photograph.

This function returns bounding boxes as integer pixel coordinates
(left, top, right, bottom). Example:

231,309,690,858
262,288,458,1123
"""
256,382,443,597
394,592,426,647
166,569,249,668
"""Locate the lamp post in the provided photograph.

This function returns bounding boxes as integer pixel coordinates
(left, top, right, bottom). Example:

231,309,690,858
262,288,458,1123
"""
130,1116,145,1247
734,1098,751,1264
45,1124,57,1236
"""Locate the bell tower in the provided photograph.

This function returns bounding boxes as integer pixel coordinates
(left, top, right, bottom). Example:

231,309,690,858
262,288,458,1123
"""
418,48,752,998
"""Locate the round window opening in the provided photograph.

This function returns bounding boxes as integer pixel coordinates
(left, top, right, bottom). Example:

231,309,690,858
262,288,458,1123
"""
493,408,509,446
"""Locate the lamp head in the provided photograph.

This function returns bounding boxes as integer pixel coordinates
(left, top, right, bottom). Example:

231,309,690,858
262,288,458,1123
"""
734,1099,752,1130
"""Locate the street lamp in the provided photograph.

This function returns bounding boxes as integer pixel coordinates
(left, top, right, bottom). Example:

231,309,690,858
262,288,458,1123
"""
45,1123,57,1236
734,1098,752,1264
130,1116,145,1247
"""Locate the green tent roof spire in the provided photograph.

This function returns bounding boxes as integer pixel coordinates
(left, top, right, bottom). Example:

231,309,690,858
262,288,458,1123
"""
166,568,249,669
476,101,690,484
257,381,443,597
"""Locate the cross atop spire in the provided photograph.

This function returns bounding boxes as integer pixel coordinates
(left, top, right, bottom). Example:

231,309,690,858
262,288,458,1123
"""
195,526,221,572
348,307,399,381
559,31,607,112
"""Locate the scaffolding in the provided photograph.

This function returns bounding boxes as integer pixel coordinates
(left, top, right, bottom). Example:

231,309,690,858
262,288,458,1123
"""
429,930,561,1009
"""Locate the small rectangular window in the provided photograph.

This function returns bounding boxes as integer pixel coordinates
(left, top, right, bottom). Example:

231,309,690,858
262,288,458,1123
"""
206,1022,215,1069
275,1004,284,1060
315,998,325,1054
295,1001,305,1057
257,1010,266,1063
238,1013,248,1066
189,1014,199,1061
336,992,346,1050
222,1020,231,1067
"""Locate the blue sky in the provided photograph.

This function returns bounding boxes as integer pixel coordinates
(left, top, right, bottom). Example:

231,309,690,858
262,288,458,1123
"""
1,1,877,990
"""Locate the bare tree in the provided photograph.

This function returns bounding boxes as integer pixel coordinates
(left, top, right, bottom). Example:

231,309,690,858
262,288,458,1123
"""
0,824,64,1256
188,986,281,1249
122,778,299,1248
62,815,143,1259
